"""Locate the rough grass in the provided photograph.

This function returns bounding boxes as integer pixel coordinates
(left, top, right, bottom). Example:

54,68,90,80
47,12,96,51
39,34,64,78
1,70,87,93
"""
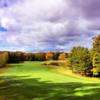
0,62,100,100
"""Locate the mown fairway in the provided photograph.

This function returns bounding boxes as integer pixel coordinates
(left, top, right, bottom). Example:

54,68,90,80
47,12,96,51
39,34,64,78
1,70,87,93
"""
0,62,100,100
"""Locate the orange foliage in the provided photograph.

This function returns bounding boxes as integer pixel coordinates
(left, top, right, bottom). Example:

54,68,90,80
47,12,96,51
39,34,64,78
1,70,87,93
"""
46,52,53,60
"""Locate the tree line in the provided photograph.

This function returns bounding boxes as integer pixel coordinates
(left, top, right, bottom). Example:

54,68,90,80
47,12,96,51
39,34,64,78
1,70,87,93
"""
0,35,100,77
0,51,68,66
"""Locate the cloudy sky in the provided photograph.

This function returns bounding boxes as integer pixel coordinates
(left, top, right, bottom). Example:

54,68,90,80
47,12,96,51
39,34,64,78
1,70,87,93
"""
0,0,100,52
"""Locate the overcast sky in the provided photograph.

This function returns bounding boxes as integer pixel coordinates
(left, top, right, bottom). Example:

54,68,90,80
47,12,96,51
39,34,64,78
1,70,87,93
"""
0,0,100,52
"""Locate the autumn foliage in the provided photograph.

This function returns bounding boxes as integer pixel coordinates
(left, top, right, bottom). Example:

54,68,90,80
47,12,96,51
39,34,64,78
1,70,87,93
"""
58,52,66,60
45,52,53,60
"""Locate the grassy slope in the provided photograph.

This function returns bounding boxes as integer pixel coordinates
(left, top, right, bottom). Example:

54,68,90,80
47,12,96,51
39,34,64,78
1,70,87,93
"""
0,62,100,100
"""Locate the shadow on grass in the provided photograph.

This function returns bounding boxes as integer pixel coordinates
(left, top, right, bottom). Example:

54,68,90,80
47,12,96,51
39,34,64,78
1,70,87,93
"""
0,76,100,100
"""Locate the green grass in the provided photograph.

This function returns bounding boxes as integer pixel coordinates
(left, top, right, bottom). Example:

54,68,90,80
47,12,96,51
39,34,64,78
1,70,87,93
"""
0,62,100,100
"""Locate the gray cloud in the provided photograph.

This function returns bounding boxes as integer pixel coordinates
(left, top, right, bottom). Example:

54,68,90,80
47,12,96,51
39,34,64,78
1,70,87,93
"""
0,0,100,52
68,0,100,19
